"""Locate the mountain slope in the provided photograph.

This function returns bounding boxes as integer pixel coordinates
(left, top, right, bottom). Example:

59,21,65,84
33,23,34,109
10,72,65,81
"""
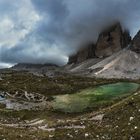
89,49,140,79
66,49,140,80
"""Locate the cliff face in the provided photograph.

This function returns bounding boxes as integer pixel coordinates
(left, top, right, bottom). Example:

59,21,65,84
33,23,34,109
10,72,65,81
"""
68,54,78,64
95,23,131,58
122,30,132,48
131,30,140,53
76,44,96,63
68,44,96,64
68,23,131,64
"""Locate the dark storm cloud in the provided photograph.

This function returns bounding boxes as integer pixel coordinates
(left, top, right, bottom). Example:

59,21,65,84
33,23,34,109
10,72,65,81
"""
1,0,140,67
0,43,66,65
31,0,140,50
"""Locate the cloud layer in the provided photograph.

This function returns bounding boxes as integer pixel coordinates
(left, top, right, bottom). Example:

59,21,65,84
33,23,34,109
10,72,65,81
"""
1,0,140,68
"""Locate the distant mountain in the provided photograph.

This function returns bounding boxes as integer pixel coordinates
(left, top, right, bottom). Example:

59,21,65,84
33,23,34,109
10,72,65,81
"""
11,63,60,77
12,63,58,70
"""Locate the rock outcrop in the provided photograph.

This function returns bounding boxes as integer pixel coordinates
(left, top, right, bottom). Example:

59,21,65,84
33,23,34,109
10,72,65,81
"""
68,44,96,64
95,23,131,58
122,30,132,47
68,22,131,64
131,30,140,53
68,54,78,64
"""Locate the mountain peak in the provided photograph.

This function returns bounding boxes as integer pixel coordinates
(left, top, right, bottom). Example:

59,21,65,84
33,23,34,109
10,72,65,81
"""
95,22,131,58
131,30,140,53
68,22,131,64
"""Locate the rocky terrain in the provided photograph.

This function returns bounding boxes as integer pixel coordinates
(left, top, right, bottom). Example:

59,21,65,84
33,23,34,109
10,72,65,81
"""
66,22,140,80
0,70,140,140
68,49,140,79
89,49,140,79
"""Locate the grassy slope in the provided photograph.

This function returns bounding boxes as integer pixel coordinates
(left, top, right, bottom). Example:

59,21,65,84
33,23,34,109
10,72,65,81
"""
0,70,124,96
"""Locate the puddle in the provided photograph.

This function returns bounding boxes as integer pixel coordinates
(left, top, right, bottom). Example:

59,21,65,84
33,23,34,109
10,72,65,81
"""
0,82,139,112
51,82,140,113
0,96,5,101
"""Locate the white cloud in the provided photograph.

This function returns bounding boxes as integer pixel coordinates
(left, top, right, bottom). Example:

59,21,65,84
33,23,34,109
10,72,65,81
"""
0,62,13,68
0,0,41,48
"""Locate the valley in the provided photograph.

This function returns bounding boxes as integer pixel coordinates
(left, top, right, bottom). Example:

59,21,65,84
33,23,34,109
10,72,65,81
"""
0,70,140,140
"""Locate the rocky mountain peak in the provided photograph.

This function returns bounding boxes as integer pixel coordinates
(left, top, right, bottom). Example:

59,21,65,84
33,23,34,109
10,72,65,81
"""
68,43,96,64
95,22,131,58
131,30,140,53
68,22,131,64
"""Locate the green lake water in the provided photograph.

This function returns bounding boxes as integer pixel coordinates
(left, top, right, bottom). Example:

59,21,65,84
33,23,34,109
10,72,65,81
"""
51,82,140,113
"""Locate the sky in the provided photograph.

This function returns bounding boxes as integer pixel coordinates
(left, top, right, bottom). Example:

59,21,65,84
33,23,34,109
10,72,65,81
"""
0,0,140,68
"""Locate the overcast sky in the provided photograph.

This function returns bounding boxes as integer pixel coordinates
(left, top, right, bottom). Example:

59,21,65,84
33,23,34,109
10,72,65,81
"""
0,0,140,68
